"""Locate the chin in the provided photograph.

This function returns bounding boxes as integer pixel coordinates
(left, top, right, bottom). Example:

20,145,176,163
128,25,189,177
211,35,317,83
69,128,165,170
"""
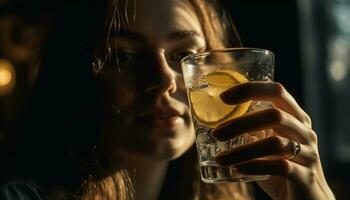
115,118,196,161
152,134,195,161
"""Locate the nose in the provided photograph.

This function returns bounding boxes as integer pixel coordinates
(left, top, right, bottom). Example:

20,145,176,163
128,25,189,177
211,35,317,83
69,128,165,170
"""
144,49,177,95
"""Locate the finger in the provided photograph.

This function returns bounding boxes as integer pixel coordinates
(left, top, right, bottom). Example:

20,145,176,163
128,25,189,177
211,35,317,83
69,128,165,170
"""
212,108,311,144
220,82,311,127
214,136,313,166
234,158,309,186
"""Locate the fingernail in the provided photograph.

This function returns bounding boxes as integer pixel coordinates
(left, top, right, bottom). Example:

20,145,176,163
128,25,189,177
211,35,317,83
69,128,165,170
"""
212,118,233,137
235,166,245,174
211,129,231,142
220,88,242,105
235,164,254,174
214,155,228,166
220,90,233,104
214,150,243,166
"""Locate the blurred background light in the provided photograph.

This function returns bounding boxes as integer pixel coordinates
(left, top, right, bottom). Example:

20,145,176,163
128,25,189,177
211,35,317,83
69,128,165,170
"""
0,67,12,86
0,69,12,87
0,58,15,95
334,3,350,34
329,61,348,82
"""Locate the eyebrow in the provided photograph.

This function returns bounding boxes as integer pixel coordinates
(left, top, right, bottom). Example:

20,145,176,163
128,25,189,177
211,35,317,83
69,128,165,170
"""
109,29,201,43
166,30,201,42
109,30,147,43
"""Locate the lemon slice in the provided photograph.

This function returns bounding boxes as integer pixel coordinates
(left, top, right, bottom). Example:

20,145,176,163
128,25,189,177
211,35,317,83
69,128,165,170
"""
189,70,251,128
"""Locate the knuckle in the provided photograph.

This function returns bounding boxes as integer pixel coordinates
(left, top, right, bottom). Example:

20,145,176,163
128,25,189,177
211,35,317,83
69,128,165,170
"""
307,170,317,185
266,108,284,124
308,129,318,143
309,151,319,163
273,82,285,96
302,114,312,127
269,136,287,153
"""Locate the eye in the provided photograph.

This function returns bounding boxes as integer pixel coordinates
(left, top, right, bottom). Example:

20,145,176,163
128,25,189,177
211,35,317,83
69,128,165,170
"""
115,50,136,66
169,49,198,62
105,48,138,71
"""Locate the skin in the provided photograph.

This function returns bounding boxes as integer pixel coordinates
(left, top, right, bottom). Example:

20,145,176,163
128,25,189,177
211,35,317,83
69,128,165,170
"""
101,0,202,161
214,82,335,200
99,0,335,199
99,0,202,199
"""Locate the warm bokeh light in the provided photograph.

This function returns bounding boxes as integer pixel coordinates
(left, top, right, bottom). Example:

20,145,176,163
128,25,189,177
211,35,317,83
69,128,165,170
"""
0,69,12,86
0,59,15,95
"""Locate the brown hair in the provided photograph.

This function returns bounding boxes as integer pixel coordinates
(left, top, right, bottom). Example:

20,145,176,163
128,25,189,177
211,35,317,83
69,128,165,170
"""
82,0,252,200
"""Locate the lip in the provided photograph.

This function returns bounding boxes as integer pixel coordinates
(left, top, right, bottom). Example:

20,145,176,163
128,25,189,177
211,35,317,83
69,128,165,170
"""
135,107,183,128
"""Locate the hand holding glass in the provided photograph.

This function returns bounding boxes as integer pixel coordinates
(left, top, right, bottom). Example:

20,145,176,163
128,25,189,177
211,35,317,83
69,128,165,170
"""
181,48,275,183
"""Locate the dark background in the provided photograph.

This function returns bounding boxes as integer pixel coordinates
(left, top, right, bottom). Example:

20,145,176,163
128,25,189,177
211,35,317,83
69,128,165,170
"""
225,0,303,109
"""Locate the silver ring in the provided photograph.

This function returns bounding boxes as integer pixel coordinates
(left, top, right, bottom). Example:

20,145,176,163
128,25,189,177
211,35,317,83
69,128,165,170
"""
287,140,301,159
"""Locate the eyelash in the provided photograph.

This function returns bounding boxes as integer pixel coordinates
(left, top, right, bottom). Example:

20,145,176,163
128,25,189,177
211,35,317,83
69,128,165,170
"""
107,47,202,71
109,49,136,68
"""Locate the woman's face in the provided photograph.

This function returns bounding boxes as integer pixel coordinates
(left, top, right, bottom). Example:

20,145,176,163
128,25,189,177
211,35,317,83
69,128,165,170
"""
100,0,206,161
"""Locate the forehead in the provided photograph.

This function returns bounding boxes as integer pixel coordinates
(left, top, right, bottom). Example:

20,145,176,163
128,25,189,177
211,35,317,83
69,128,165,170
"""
114,0,203,42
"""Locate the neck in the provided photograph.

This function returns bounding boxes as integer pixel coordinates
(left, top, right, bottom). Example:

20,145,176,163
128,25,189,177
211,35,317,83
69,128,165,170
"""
110,152,169,200
134,158,168,200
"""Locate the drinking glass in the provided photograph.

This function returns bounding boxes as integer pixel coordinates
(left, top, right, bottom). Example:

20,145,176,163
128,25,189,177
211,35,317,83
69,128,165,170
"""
181,48,275,183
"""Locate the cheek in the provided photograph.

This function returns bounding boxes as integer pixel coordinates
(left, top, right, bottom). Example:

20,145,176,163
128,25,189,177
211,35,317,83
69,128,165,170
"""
107,74,136,109
114,83,135,107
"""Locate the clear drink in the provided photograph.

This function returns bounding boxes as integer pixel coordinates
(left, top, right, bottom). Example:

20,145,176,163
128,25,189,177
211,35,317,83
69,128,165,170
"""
181,48,275,183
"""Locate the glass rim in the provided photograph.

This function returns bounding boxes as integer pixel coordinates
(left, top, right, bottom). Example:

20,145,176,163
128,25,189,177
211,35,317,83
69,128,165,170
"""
180,47,275,64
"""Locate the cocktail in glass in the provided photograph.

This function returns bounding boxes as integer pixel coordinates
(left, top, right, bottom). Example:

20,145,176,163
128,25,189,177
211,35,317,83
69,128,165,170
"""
181,48,275,183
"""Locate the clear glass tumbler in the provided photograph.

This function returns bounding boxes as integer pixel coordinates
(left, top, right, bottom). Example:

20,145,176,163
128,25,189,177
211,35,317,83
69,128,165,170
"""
181,48,275,183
